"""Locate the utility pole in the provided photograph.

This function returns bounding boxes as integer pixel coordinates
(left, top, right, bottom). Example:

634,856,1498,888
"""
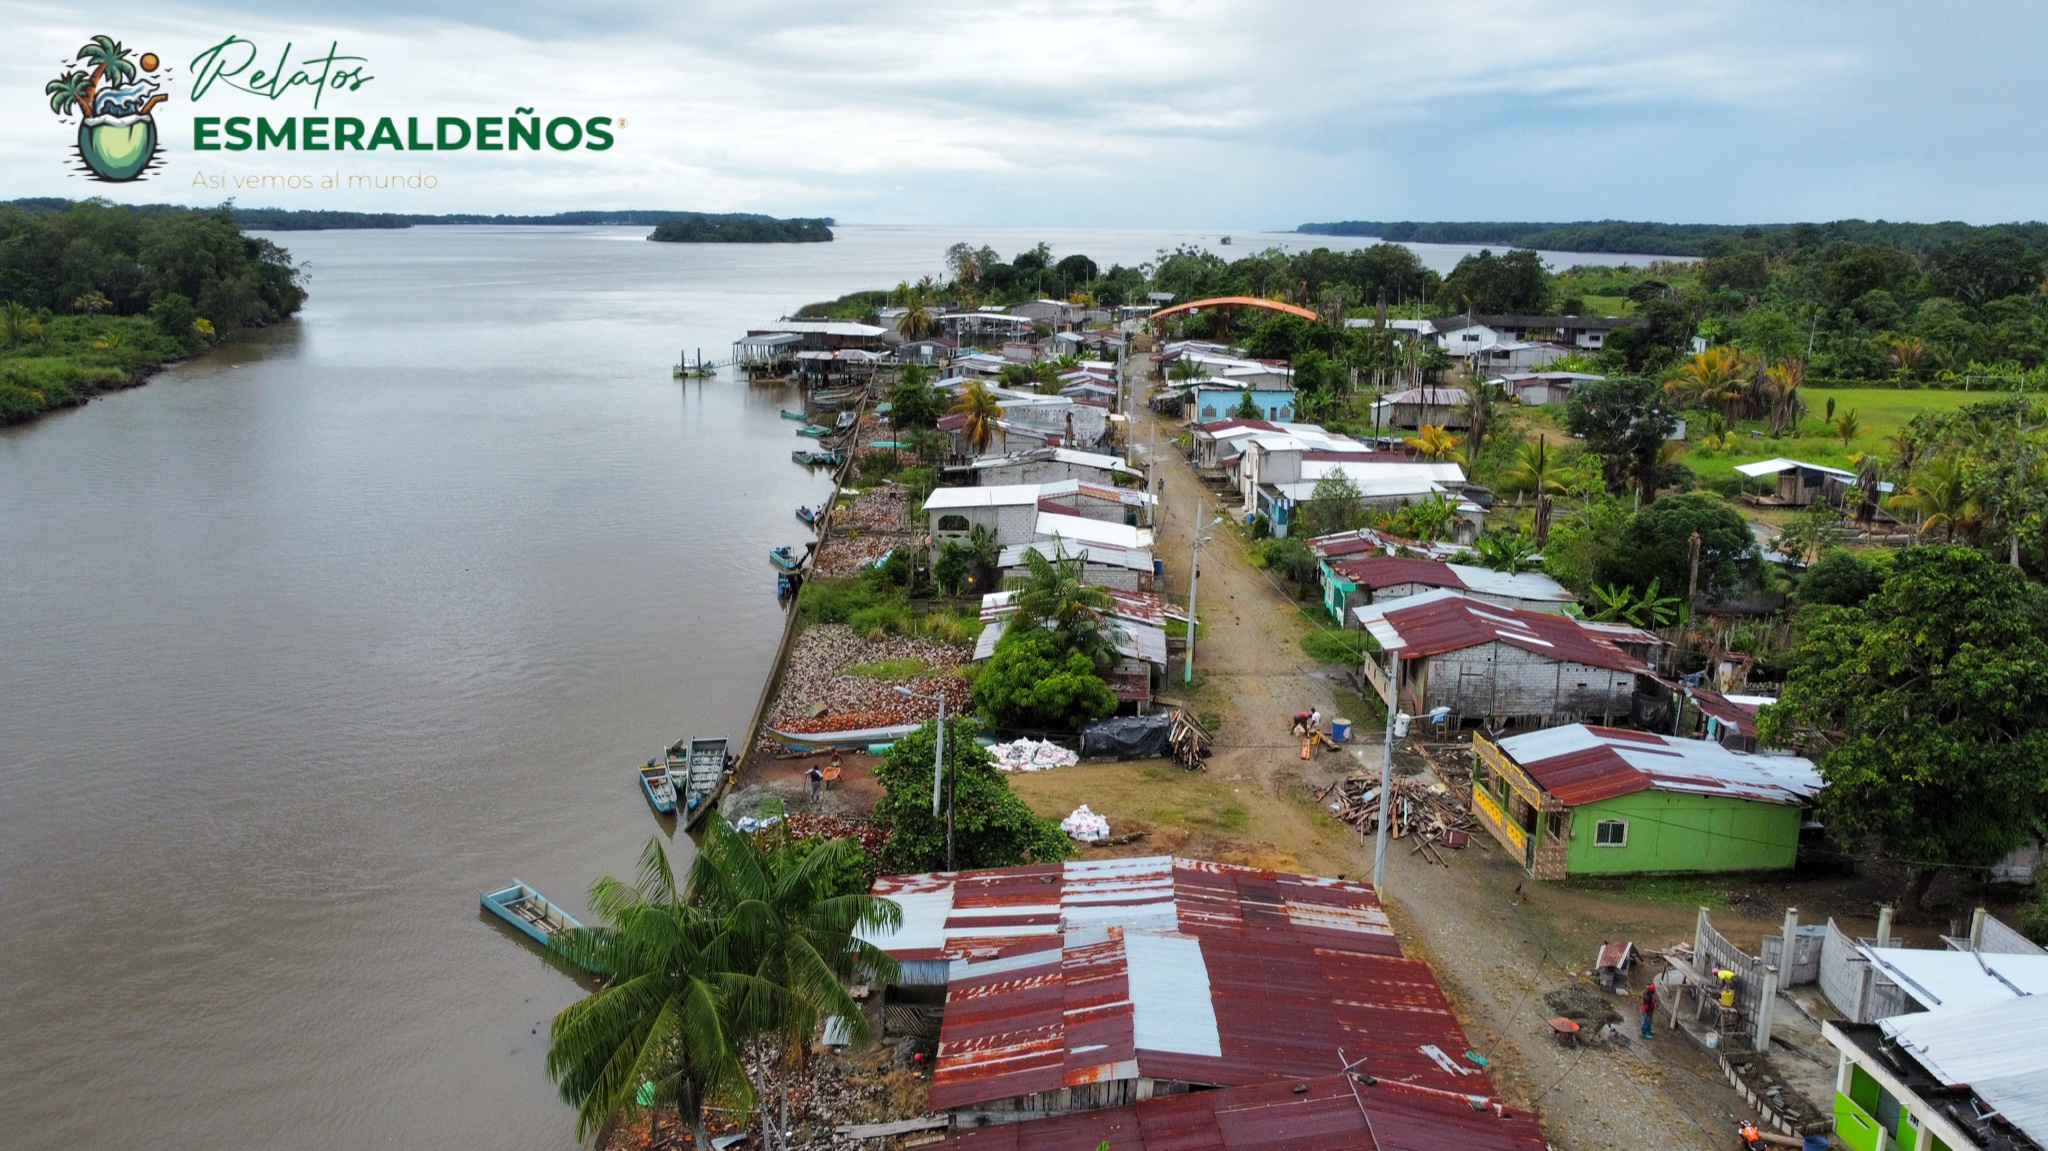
1185,496,1204,684
1372,648,1397,891
894,686,951,869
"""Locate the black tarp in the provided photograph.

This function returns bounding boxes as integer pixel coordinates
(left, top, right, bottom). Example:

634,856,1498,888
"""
1079,714,1174,760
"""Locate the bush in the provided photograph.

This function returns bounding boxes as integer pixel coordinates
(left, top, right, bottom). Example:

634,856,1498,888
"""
857,449,901,481
1800,549,1886,607
1301,629,1368,664
2018,891,2048,946
873,718,1073,872
971,624,1117,731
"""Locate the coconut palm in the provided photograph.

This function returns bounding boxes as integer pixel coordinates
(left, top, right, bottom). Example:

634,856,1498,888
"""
1892,458,1981,542
1404,424,1461,462
1013,544,1116,665
46,69,91,116
1,301,30,348
898,301,935,341
545,840,760,1149
1762,360,1804,436
1833,408,1862,447
1887,338,1927,383
71,290,110,316
1501,436,1564,545
75,36,136,115
688,811,900,1147
950,380,1004,455
1665,346,1748,418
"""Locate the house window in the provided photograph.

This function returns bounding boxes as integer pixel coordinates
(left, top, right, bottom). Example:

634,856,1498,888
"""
1594,819,1628,847
1546,812,1565,841
936,514,970,532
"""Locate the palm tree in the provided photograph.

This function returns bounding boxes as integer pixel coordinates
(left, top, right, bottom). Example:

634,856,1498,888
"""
1404,424,1461,462
71,290,110,316
1892,458,1981,542
1013,545,1115,664
950,380,1004,456
966,524,1002,592
75,36,137,115
1,301,31,349
1501,436,1564,546
1833,408,1862,447
545,840,759,1150
1887,338,1927,384
688,810,900,1148
1762,360,1804,436
1853,453,1884,528
1665,346,1748,418
899,301,935,341
45,69,91,116
1472,531,1539,574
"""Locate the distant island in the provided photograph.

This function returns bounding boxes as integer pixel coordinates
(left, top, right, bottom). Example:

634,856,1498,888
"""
648,215,833,243
1295,218,2048,257
4,200,835,238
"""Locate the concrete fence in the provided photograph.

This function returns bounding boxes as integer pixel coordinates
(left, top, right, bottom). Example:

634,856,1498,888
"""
1683,909,1772,1053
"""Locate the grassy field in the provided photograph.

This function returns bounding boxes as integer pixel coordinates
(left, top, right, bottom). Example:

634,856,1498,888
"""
1683,386,1992,483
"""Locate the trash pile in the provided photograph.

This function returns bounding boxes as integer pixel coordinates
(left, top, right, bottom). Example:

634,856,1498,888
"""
1060,805,1111,842
767,626,973,739
990,737,1079,772
1315,774,1475,865
834,485,912,533
784,813,887,859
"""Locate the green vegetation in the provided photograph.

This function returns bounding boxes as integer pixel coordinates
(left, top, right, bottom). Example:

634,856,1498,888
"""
648,215,832,243
1295,218,2048,258
0,199,304,423
1301,628,1369,665
4,201,837,233
971,547,1121,731
797,576,981,645
1759,547,2048,910
1559,875,1732,909
873,717,1073,872
842,657,936,680
544,819,898,1147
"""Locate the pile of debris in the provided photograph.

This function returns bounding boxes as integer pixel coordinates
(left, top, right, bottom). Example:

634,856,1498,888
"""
767,626,972,739
600,1038,937,1151
1315,774,1475,864
1168,709,1212,770
783,813,887,859
834,485,913,533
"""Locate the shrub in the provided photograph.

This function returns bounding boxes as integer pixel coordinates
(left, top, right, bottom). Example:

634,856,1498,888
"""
971,624,1117,731
873,717,1072,872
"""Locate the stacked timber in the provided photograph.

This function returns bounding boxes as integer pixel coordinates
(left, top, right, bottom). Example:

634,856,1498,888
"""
1316,775,1476,864
1169,710,1212,771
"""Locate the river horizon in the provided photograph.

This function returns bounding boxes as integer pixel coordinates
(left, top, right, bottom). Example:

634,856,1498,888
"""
0,224,1682,1150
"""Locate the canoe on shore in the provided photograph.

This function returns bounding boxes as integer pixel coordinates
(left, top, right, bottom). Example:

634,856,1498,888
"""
666,736,732,830
791,449,845,466
795,425,829,439
779,409,808,420
762,721,924,750
480,880,583,947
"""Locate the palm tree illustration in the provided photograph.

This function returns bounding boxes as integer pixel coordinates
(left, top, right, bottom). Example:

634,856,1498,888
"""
46,70,91,116
75,36,138,116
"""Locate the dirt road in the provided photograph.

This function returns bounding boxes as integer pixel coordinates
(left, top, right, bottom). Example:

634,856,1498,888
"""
1070,380,1761,1151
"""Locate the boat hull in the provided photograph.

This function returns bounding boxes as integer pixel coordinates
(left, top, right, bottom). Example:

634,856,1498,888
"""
640,767,677,813
480,881,584,948
762,721,924,750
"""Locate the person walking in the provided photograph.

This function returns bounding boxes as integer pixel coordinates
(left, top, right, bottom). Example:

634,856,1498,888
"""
1639,982,1658,1039
806,765,824,803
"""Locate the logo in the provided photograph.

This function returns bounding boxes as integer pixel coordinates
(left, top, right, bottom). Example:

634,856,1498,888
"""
45,35,168,182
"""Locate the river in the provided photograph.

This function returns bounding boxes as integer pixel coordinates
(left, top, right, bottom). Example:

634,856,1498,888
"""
0,224,1674,1149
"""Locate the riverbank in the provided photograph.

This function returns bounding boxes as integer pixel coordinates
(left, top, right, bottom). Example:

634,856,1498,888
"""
0,315,203,424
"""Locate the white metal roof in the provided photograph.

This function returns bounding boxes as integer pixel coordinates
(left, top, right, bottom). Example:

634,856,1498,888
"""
1858,946,2048,1012
1440,563,1575,603
1036,511,1151,550
1300,460,1465,483
998,542,1154,572
1880,995,2048,1144
1271,477,1455,502
923,483,1045,510
1036,478,1155,507
755,320,890,337
973,616,1167,665
1734,457,1857,481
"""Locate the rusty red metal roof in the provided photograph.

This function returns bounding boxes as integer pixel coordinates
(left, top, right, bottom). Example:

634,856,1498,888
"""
1354,591,1651,675
937,1074,1548,1151
1331,556,1465,591
867,859,1503,1113
1493,724,1821,807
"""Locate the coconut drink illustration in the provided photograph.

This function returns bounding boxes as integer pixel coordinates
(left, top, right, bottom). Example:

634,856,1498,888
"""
46,37,166,182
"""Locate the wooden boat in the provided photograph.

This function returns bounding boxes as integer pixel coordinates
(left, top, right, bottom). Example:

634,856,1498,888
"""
809,386,862,406
795,425,829,439
835,410,858,429
769,545,804,572
664,736,732,829
762,721,924,751
791,449,845,467
779,409,808,421
480,880,583,947
796,505,819,526
639,759,677,813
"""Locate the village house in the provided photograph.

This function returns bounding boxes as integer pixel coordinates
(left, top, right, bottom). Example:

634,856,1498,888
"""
1432,314,1641,352
995,542,1156,592
1735,457,1893,509
1469,724,1821,879
1317,554,1573,623
1498,370,1603,406
857,856,1546,1148
951,447,1141,488
741,318,896,351
1378,386,1471,430
1472,340,1572,374
1821,954,2048,1151
924,482,1153,554
1254,464,1485,542
1178,382,1298,423
936,312,1038,345
895,337,958,367
1354,588,1661,727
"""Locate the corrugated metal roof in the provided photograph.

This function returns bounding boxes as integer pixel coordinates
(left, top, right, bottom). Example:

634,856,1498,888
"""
1494,724,1821,806
869,858,1497,1112
1351,591,1653,674
1880,995,2048,1146
936,1074,1549,1151
1859,947,2048,1012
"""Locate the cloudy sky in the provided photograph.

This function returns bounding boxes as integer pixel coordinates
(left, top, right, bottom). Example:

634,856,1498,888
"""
5,0,2045,226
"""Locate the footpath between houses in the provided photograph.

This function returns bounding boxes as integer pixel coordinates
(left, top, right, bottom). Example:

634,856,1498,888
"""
1123,396,1759,1151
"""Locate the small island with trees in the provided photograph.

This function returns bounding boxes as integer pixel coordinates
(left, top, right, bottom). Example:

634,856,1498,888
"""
648,214,833,244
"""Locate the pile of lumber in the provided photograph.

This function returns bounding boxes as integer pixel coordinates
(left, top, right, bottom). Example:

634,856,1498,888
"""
1169,710,1212,771
1316,774,1476,865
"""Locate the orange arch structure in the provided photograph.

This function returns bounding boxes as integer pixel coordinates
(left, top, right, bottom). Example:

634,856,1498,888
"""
1148,296,1319,324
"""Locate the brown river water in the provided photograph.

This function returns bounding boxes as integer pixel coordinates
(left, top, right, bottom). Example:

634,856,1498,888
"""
0,224,1663,1148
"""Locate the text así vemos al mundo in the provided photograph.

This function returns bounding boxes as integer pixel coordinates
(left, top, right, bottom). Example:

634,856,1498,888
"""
192,112,615,151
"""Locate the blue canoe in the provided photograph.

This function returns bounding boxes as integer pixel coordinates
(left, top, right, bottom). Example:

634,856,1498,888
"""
481,880,584,947
770,546,804,572
639,761,677,813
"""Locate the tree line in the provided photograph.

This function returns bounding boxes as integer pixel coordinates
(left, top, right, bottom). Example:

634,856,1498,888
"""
1296,218,2048,258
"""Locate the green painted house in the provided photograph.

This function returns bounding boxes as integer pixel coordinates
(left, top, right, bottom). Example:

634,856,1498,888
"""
1822,992,2048,1151
1470,725,1820,880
